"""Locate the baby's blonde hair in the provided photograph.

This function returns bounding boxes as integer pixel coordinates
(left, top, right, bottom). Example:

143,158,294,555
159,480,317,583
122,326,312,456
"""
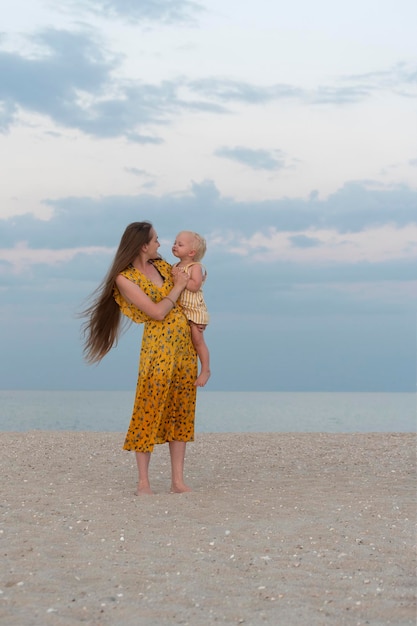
181,231,207,262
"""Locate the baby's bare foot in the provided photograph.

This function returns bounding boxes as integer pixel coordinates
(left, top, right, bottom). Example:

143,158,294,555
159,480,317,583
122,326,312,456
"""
195,369,211,387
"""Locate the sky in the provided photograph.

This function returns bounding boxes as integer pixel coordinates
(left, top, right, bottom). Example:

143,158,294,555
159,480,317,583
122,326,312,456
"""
0,0,416,392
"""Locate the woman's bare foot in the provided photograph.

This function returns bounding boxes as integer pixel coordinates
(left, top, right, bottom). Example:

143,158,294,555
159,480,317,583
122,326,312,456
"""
195,369,210,387
136,482,154,495
170,482,192,494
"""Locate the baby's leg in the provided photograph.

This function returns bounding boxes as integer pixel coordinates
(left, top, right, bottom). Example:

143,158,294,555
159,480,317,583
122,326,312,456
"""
190,322,211,387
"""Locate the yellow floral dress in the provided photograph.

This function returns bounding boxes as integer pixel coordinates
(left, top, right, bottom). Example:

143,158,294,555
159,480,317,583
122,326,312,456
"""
113,260,197,453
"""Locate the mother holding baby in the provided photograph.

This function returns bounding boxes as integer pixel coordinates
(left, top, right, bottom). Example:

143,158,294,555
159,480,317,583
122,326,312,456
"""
82,221,197,495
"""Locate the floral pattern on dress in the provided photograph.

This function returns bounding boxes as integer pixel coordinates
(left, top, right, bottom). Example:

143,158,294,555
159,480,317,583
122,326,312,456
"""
113,260,197,453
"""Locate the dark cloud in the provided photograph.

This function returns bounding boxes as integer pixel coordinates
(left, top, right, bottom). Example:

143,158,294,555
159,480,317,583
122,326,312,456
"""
0,29,115,132
0,30,182,138
289,234,321,248
1,180,416,250
319,181,417,232
71,0,203,24
215,146,286,171
0,29,226,139
1,27,415,142
2,218,415,324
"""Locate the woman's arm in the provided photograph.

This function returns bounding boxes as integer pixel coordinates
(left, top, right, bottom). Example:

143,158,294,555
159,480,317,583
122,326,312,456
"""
115,271,189,321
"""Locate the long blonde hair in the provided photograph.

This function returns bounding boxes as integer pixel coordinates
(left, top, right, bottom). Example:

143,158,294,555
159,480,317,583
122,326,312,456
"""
81,221,153,363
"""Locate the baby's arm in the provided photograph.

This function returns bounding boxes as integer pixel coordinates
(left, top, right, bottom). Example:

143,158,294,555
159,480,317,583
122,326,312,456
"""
185,264,205,292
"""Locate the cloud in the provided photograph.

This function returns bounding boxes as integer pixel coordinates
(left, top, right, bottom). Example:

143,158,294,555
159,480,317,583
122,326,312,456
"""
0,29,116,132
124,167,152,177
0,180,416,300
1,180,415,394
0,99,17,131
0,179,416,251
70,0,203,24
188,79,304,104
1,24,415,145
0,29,175,138
312,85,371,104
311,63,417,104
226,224,417,264
215,146,287,171
125,132,164,144
0,241,113,275
188,63,417,107
341,62,417,98
0,28,227,139
289,235,321,248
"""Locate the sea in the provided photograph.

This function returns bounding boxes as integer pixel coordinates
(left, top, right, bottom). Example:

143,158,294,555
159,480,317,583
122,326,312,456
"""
0,390,415,433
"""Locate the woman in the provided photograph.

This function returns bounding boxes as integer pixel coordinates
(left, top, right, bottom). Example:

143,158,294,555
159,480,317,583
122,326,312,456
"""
82,222,197,495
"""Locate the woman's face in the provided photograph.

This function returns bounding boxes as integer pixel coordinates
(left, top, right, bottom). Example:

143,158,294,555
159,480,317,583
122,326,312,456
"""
146,228,160,256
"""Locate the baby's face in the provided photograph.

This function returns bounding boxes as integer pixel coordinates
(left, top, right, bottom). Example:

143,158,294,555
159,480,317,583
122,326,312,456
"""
172,232,195,260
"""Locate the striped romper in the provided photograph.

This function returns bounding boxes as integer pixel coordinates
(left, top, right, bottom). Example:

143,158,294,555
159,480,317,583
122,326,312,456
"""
178,262,209,325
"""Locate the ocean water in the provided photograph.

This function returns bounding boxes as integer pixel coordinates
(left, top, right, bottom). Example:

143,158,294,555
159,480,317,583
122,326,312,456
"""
0,390,415,433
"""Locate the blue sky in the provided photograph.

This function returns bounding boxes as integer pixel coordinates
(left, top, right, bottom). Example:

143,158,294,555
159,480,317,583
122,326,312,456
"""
1,0,416,391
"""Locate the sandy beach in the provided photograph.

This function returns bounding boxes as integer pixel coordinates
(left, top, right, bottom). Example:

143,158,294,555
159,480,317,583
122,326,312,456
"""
1,432,415,625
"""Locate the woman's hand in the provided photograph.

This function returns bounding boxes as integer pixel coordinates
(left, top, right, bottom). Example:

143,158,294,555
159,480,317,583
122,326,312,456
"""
172,266,189,289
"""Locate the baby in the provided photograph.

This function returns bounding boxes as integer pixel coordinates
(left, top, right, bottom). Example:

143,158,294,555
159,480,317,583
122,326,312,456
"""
172,231,210,387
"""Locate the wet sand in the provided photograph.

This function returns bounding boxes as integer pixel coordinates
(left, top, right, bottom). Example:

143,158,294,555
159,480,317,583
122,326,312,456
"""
1,432,416,625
